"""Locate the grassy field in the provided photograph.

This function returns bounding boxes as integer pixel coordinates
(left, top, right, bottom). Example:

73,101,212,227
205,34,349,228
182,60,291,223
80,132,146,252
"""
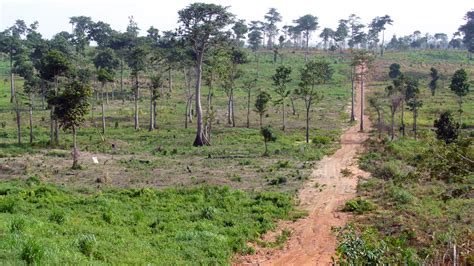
0,49,351,264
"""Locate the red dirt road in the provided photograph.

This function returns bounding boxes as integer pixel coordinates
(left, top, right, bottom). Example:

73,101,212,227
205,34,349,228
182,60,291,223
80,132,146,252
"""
237,73,371,266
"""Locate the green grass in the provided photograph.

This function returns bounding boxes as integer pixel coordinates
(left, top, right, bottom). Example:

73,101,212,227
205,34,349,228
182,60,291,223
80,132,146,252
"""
0,179,299,264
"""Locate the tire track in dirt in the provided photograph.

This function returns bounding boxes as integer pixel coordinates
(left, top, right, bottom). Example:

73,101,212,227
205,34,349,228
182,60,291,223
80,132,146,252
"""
236,67,371,266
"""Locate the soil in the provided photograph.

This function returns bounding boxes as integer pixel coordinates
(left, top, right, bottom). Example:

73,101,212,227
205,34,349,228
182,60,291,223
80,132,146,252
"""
236,68,371,266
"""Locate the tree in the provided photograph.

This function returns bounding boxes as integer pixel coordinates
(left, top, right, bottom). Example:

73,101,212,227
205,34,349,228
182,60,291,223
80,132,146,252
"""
405,78,422,139
335,20,349,52
368,15,393,55
351,50,374,129
294,15,319,62
69,16,93,56
243,79,257,128
261,125,276,156
248,29,263,78
149,74,163,131
369,97,384,139
272,65,292,131
449,69,470,126
93,48,119,99
49,80,91,168
127,43,149,131
388,63,401,79
320,28,334,51
254,90,271,128
386,85,402,140
264,8,282,48
434,111,459,144
347,14,364,49
429,67,439,96
222,48,248,127
297,60,332,143
97,68,114,135
39,50,71,145
458,11,474,59
232,19,248,47
178,3,234,146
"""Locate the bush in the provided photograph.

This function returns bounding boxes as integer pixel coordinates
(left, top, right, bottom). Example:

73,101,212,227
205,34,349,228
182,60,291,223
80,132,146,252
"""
387,185,415,205
342,198,376,214
10,217,26,233
269,176,287,186
21,239,44,265
77,234,97,257
312,135,331,145
49,210,66,224
0,196,17,213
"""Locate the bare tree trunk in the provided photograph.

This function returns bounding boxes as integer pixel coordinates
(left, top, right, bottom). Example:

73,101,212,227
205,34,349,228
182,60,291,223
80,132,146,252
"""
401,100,405,137
246,88,251,128
290,97,297,115
29,94,33,144
458,97,463,128
101,83,106,135
149,88,155,131
91,88,95,123
54,76,59,144
413,107,417,140
168,67,173,93
360,65,365,131
112,81,115,100
350,65,355,121
193,51,208,146
72,126,78,169
305,33,309,62
185,97,189,129
306,106,310,143
10,54,14,103
134,74,139,130
282,99,286,132
380,30,385,56
15,98,21,145
391,112,395,140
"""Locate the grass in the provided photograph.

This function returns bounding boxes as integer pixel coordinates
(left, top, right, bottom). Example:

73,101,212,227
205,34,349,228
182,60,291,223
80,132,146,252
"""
0,178,298,264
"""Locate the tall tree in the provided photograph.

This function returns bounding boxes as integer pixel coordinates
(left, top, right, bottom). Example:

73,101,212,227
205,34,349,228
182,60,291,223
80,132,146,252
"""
449,69,470,126
264,8,282,49
272,65,292,131
335,19,349,52
178,3,234,146
320,28,334,51
243,78,257,128
69,16,93,56
347,14,365,49
39,50,71,144
458,11,474,59
352,50,373,131
369,97,384,139
429,67,439,96
127,43,149,131
232,19,248,47
49,80,91,168
297,60,332,143
405,78,422,139
248,28,263,78
368,15,393,55
96,68,114,135
386,83,402,140
294,15,319,62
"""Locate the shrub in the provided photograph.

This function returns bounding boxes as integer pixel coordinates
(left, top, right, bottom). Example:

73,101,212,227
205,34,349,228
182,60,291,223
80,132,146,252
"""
342,198,376,214
269,176,287,186
21,239,44,265
0,196,17,213
387,185,415,205
312,135,331,145
49,210,66,225
10,217,26,233
77,234,97,257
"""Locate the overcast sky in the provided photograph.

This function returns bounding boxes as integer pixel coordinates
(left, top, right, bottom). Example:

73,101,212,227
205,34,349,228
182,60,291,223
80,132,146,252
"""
1,0,472,42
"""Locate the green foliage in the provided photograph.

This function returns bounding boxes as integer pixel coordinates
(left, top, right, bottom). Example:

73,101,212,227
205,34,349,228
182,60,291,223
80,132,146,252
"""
272,65,292,98
0,180,296,264
429,67,439,96
450,68,470,98
10,217,26,233
434,111,459,144
49,209,66,224
312,135,332,145
77,234,97,257
388,63,401,79
342,198,376,214
21,239,44,265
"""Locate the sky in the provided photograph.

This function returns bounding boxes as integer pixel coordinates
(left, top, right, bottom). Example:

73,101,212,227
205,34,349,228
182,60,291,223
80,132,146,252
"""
0,0,472,43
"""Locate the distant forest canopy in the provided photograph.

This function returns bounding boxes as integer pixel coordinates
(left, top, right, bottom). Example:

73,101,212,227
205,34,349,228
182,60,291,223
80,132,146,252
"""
0,7,473,53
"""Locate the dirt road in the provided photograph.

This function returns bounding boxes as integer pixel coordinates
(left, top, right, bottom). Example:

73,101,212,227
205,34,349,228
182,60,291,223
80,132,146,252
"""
237,74,371,266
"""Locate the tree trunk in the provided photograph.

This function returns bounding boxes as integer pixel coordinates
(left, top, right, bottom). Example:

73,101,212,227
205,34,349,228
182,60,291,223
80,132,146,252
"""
282,99,286,132
193,51,208,146
391,112,395,140
231,90,235,127
10,54,14,103
168,67,173,93
256,53,260,80
413,107,417,140
153,100,157,130
264,139,268,155
91,89,95,123
401,100,405,137
290,97,297,115
54,76,59,144
15,98,21,145
458,97,463,128
185,96,189,129
112,81,115,100
350,65,355,121
305,33,309,62
72,126,78,169
380,30,385,56
359,65,365,132
120,61,124,94
29,94,33,144
101,83,106,135
149,88,155,131
246,88,251,128
134,74,139,130
306,106,310,143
